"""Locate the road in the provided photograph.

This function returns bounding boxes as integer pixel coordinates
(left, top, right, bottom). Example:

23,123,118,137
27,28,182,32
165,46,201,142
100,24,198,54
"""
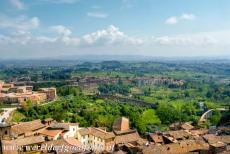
199,108,229,122
0,108,16,124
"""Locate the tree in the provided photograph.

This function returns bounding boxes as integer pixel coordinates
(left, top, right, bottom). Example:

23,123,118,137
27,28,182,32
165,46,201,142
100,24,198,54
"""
144,87,151,96
157,102,179,124
137,109,161,133
210,110,221,125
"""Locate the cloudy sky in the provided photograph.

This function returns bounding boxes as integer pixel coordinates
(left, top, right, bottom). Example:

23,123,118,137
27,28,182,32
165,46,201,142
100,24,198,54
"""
0,0,230,59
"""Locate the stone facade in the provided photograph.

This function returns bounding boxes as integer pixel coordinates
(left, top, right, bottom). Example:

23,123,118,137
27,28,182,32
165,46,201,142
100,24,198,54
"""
38,88,56,101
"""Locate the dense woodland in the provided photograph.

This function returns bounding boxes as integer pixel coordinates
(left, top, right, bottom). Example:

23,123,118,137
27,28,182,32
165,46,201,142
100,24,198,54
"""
0,60,229,134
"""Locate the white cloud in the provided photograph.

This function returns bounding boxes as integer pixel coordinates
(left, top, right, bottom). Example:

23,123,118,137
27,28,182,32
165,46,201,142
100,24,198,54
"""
9,0,25,10
0,14,40,30
87,12,108,18
165,16,178,25
1,24,229,47
166,13,196,25
0,25,143,46
82,25,144,46
0,25,230,58
181,13,196,20
82,25,124,44
50,25,72,36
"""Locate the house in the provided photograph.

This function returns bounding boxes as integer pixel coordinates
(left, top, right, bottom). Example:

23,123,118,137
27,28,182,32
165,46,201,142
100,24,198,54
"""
42,118,55,126
39,122,79,141
210,142,228,154
143,138,209,154
203,134,230,154
169,122,181,131
38,88,56,101
190,129,208,136
203,134,230,145
1,135,45,154
0,92,47,105
180,122,194,130
148,133,164,144
39,128,63,140
77,127,115,152
42,138,87,154
169,122,194,131
49,122,79,138
162,130,191,143
113,117,146,153
1,83,14,93
8,86,33,93
0,80,56,105
11,119,46,138
0,123,13,140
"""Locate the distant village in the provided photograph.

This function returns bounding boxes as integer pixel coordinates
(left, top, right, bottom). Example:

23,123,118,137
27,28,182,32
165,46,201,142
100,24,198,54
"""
0,80,56,106
0,117,229,154
2,76,184,95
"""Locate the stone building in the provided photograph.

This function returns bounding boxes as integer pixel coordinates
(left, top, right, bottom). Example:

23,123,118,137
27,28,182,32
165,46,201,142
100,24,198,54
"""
38,88,56,101
77,127,115,152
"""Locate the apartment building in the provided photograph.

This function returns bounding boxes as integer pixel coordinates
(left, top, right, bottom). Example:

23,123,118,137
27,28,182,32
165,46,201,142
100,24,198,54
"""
77,127,115,152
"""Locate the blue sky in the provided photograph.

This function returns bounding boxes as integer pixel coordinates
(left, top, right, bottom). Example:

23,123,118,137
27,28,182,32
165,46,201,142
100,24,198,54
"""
0,0,230,59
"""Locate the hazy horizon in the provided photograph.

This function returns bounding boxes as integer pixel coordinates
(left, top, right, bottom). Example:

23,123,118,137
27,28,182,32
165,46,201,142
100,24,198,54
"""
1,54,230,62
0,0,230,59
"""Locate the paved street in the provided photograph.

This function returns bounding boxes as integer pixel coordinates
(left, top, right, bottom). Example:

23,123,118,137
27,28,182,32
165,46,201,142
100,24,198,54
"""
0,108,16,124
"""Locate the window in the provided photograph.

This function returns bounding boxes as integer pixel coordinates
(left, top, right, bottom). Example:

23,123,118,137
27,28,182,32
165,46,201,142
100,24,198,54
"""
4,130,7,135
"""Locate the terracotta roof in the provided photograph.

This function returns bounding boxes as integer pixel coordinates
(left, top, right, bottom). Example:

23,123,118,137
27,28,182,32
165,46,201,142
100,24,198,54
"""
78,127,90,136
164,130,191,139
143,139,209,154
190,129,208,136
181,122,194,130
210,142,227,148
169,122,181,130
2,136,45,149
11,120,46,136
78,127,115,140
113,117,130,131
49,122,79,130
114,129,136,135
114,131,143,145
65,138,81,147
39,129,63,137
14,135,45,146
149,134,164,143
44,138,86,154
1,140,18,154
203,134,230,144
